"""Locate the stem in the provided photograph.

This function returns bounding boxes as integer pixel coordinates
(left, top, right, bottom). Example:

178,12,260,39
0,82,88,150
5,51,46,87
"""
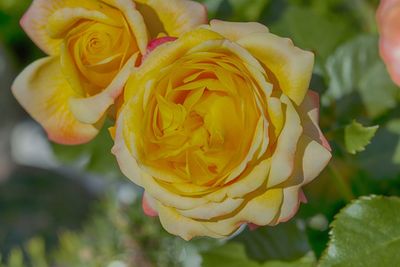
328,163,354,202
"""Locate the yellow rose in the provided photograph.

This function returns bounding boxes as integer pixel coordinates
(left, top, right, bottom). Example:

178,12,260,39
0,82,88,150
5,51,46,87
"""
112,20,332,240
12,0,207,145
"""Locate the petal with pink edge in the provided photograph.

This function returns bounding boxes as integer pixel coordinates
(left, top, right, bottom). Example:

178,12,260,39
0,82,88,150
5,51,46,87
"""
20,0,64,55
300,91,332,151
12,57,99,145
142,192,158,217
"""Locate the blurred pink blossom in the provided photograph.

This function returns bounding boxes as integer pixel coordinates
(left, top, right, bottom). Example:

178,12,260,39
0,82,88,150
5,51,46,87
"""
377,0,400,86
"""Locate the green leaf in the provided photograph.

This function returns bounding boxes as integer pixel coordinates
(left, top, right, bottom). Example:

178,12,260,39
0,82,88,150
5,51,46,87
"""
319,196,400,267
27,238,48,267
271,6,354,63
201,242,315,267
358,61,399,118
322,34,379,104
196,0,224,18
344,120,379,154
386,120,400,165
228,0,270,21
8,249,24,267
233,220,311,262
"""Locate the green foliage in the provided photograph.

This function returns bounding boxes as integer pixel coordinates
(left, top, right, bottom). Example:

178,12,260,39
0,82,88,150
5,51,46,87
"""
344,120,379,154
52,123,120,176
319,196,400,267
323,35,379,104
358,61,400,118
234,220,311,262
271,5,353,63
201,242,315,267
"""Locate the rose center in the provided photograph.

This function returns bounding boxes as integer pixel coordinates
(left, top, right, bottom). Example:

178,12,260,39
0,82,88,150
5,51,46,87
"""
142,52,261,186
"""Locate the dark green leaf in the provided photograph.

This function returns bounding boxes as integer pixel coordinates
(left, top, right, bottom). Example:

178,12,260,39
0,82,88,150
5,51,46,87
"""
320,196,400,267
271,6,353,63
358,61,399,118
323,34,379,104
201,242,315,267
234,220,311,262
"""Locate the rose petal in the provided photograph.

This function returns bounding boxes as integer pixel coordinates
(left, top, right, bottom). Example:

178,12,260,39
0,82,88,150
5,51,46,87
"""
157,202,223,241
238,32,314,105
135,0,207,38
20,0,63,54
142,192,158,217
300,91,332,151
112,109,143,186
268,96,303,187
12,57,99,145
208,20,269,41
69,53,139,124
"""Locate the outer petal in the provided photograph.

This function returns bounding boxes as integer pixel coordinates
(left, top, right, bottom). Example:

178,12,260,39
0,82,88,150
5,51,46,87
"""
112,109,143,186
12,57,99,145
135,0,207,38
69,53,139,124
300,91,332,151
278,136,331,222
142,192,158,217
20,0,64,54
268,96,303,187
157,202,223,241
203,188,283,236
238,32,314,105
140,172,209,210
207,20,269,42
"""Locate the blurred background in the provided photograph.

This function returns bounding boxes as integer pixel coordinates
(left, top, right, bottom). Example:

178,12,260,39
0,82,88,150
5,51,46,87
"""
1,0,399,266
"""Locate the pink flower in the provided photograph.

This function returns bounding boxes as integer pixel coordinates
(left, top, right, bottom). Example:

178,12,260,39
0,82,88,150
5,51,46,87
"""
377,0,400,86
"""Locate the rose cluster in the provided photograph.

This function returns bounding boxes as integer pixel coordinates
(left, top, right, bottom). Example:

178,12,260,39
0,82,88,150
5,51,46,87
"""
13,0,331,240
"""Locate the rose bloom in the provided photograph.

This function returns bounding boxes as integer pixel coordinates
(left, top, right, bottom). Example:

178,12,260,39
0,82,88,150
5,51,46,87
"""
112,21,332,240
12,0,206,145
377,0,400,86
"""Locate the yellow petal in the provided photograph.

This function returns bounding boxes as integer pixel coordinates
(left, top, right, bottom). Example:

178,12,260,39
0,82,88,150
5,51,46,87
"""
157,202,223,241
135,0,207,38
238,32,314,105
299,91,332,151
268,96,303,187
226,159,270,198
12,57,99,145
112,110,143,186
140,172,209,210
278,135,331,221
69,53,139,124
124,28,223,100
203,188,283,236
178,197,244,220
21,0,127,55
104,0,149,54
207,20,269,41
47,7,122,39
20,0,63,54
